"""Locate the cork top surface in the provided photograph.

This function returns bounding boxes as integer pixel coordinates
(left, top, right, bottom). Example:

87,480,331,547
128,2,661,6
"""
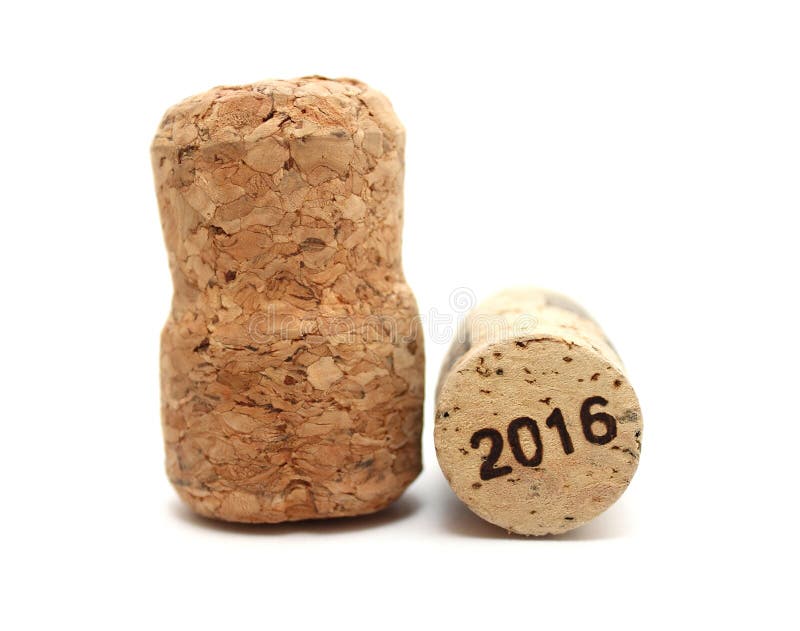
152,76,404,152
435,335,642,535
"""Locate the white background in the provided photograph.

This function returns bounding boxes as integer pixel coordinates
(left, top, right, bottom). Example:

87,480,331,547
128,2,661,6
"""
2,1,798,628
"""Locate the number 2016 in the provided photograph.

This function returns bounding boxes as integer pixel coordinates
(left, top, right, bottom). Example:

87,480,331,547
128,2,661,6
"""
470,396,617,481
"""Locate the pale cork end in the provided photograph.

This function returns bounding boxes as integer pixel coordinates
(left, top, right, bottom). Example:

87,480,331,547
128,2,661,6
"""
434,289,642,535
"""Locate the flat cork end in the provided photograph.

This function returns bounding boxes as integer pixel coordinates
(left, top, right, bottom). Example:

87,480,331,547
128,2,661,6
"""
435,335,642,536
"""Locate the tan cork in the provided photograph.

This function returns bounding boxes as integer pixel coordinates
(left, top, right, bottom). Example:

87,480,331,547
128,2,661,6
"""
151,76,424,523
435,288,642,535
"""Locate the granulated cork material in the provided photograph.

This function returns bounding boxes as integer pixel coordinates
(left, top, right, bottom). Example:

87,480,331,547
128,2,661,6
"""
151,77,424,523
435,288,642,535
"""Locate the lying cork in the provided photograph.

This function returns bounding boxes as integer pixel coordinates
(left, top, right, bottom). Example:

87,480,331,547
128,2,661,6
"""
151,77,424,523
435,288,642,535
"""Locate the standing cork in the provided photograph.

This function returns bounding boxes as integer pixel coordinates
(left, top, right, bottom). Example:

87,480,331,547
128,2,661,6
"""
435,288,642,535
151,77,424,523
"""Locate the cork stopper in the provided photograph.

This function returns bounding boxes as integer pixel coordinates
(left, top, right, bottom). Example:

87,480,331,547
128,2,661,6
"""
434,288,642,535
151,77,424,523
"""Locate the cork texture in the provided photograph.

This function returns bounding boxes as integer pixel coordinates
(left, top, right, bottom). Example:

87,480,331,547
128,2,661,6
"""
151,77,424,523
435,288,642,535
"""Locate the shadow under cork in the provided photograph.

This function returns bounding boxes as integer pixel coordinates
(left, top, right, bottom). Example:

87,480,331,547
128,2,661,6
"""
169,490,422,535
435,476,633,541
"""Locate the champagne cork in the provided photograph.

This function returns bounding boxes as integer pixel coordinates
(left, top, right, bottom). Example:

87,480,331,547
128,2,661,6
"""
151,77,424,523
435,288,642,535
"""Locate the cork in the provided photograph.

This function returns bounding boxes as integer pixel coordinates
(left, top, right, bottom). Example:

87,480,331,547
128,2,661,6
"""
434,288,642,535
151,77,424,523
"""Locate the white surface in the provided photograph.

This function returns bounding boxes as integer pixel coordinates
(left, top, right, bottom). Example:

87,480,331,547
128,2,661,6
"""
2,1,798,628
